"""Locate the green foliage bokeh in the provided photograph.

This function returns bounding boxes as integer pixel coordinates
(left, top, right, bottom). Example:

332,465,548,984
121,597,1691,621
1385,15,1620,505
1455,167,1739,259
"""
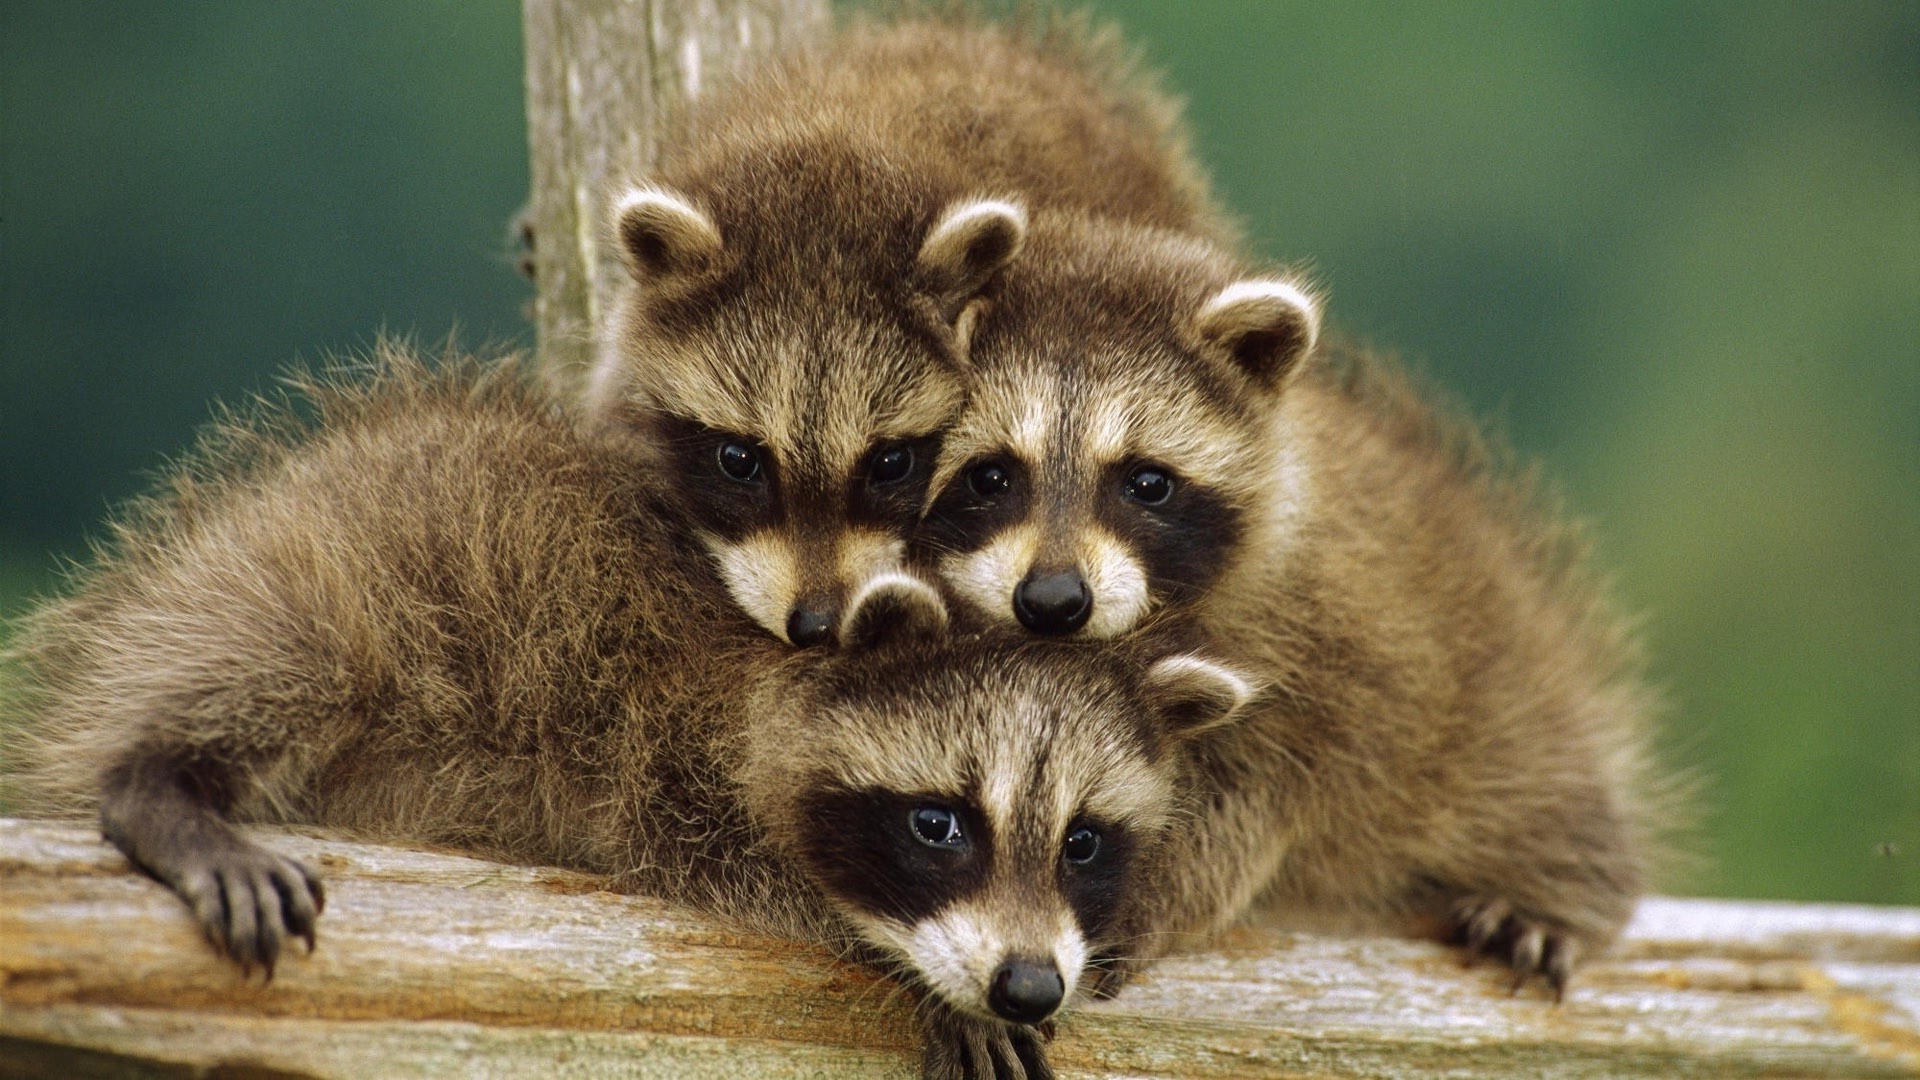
1,2,1914,904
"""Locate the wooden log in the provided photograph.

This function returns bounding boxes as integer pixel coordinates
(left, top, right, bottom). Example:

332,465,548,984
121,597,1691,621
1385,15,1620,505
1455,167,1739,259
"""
520,0,829,385
3,819,1916,1078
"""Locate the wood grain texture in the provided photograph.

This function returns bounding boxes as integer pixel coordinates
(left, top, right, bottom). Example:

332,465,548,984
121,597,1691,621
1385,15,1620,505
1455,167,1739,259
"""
520,0,829,385
3,819,1916,1078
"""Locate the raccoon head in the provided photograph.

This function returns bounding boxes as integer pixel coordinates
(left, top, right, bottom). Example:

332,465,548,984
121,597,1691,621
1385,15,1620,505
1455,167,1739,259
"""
587,181,1027,647
921,216,1320,638
745,592,1255,1025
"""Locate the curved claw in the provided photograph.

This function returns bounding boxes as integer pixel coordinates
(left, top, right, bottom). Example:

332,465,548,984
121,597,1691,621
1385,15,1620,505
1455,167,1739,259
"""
1449,897,1580,1002
920,1007,1057,1080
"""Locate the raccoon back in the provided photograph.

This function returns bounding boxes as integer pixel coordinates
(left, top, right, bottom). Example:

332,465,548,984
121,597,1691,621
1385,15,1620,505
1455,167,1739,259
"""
3,345,785,912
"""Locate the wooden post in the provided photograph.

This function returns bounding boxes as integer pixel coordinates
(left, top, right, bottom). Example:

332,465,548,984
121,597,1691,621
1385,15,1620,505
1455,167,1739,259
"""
3,821,1917,1077
520,0,829,386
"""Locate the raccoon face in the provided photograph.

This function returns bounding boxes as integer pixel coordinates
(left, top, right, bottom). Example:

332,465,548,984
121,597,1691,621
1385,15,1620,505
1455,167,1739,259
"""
746,605,1254,1025
589,187,1027,646
922,230,1320,639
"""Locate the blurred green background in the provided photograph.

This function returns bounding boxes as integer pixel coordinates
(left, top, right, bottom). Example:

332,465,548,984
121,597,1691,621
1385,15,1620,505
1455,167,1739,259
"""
1,2,1913,904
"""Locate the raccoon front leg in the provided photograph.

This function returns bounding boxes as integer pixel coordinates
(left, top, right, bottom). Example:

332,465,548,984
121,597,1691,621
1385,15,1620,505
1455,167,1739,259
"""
918,1007,1054,1080
100,747,324,979
1426,781,1640,1001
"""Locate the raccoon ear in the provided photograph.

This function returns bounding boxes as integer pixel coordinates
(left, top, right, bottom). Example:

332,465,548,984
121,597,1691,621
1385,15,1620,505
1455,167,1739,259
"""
914,198,1028,330
612,185,724,284
841,572,950,649
1193,279,1320,390
1143,655,1255,739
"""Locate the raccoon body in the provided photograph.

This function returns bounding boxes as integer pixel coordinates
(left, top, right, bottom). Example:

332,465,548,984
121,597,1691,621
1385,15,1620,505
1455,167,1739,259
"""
921,212,1663,990
586,14,1226,646
3,346,1257,1080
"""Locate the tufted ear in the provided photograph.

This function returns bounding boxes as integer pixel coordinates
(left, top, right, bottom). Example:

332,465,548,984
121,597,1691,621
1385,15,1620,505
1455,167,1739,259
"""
1142,654,1255,739
1193,278,1320,390
914,198,1028,333
612,184,725,285
841,572,950,649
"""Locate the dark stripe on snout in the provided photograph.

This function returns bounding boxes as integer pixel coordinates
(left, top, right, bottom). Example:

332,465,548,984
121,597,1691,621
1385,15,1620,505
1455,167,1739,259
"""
795,784,993,925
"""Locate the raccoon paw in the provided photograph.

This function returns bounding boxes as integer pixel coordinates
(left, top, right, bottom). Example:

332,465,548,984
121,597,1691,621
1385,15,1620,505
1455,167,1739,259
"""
166,835,326,981
1446,897,1578,1002
919,1008,1056,1080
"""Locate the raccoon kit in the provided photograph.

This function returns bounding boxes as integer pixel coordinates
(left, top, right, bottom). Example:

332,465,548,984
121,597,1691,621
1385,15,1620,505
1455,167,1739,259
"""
919,204,1664,987
3,349,1263,1077
585,14,1228,646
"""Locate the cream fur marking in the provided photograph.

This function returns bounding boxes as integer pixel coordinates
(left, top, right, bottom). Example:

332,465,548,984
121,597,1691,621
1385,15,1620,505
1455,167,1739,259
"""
885,902,1088,1021
710,531,799,641
1008,377,1059,464
611,184,723,281
941,526,1038,626
1079,529,1151,639
906,904,1003,1017
1083,393,1136,465
1052,918,1090,1004
924,198,1029,260
1145,655,1256,733
1198,277,1321,351
979,692,1049,843
1237,407,1318,574
613,185,716,242
840,569,948,640
836,530,909,597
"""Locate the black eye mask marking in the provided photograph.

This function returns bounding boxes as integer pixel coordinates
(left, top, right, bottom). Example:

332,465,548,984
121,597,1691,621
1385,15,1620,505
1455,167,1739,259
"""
919,454,1030,555
1096,462,1243,605
797,785,992,925
653,415,779,541
1058,817,1133,941
850,434,944,530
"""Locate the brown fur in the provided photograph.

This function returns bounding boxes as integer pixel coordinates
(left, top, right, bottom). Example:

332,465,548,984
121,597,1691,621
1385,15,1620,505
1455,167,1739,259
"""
919,210,1671,994
5,345,806,932
0,345,1260,1079
586,13,1228,645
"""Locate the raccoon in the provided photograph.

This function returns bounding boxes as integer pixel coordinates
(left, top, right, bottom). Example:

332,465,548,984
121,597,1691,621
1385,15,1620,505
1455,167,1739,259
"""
920,211,1665,991
584,13,1230,646
920,211,1319,638
1,345,1256,1080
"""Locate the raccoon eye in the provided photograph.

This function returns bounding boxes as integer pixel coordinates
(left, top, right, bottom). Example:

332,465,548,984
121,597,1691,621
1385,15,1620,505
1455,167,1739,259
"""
968,461,1012,498
910,806,966,850
1062,825,1101,864
1123,466,1173,506
868,443,916,486
716,440,763,483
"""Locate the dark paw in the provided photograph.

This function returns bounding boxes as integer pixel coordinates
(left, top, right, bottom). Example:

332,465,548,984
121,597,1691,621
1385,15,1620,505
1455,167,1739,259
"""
919,1008,1055,1080
1447,897,1577,1001
168,836,325,981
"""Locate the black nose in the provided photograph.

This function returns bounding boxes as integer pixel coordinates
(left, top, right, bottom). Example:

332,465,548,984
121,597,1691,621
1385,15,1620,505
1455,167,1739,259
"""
785,605,835,647
988,956,1064,1024
1012,569,1091,634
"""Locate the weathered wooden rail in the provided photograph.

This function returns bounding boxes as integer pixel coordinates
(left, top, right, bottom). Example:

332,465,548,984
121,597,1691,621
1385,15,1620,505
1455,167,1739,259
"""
2,818,1915,1078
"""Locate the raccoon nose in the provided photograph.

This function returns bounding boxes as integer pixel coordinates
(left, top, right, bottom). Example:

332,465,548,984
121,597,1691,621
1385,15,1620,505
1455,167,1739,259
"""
1012,569,1091,635
988,956,1064,1024
785,604,836,647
